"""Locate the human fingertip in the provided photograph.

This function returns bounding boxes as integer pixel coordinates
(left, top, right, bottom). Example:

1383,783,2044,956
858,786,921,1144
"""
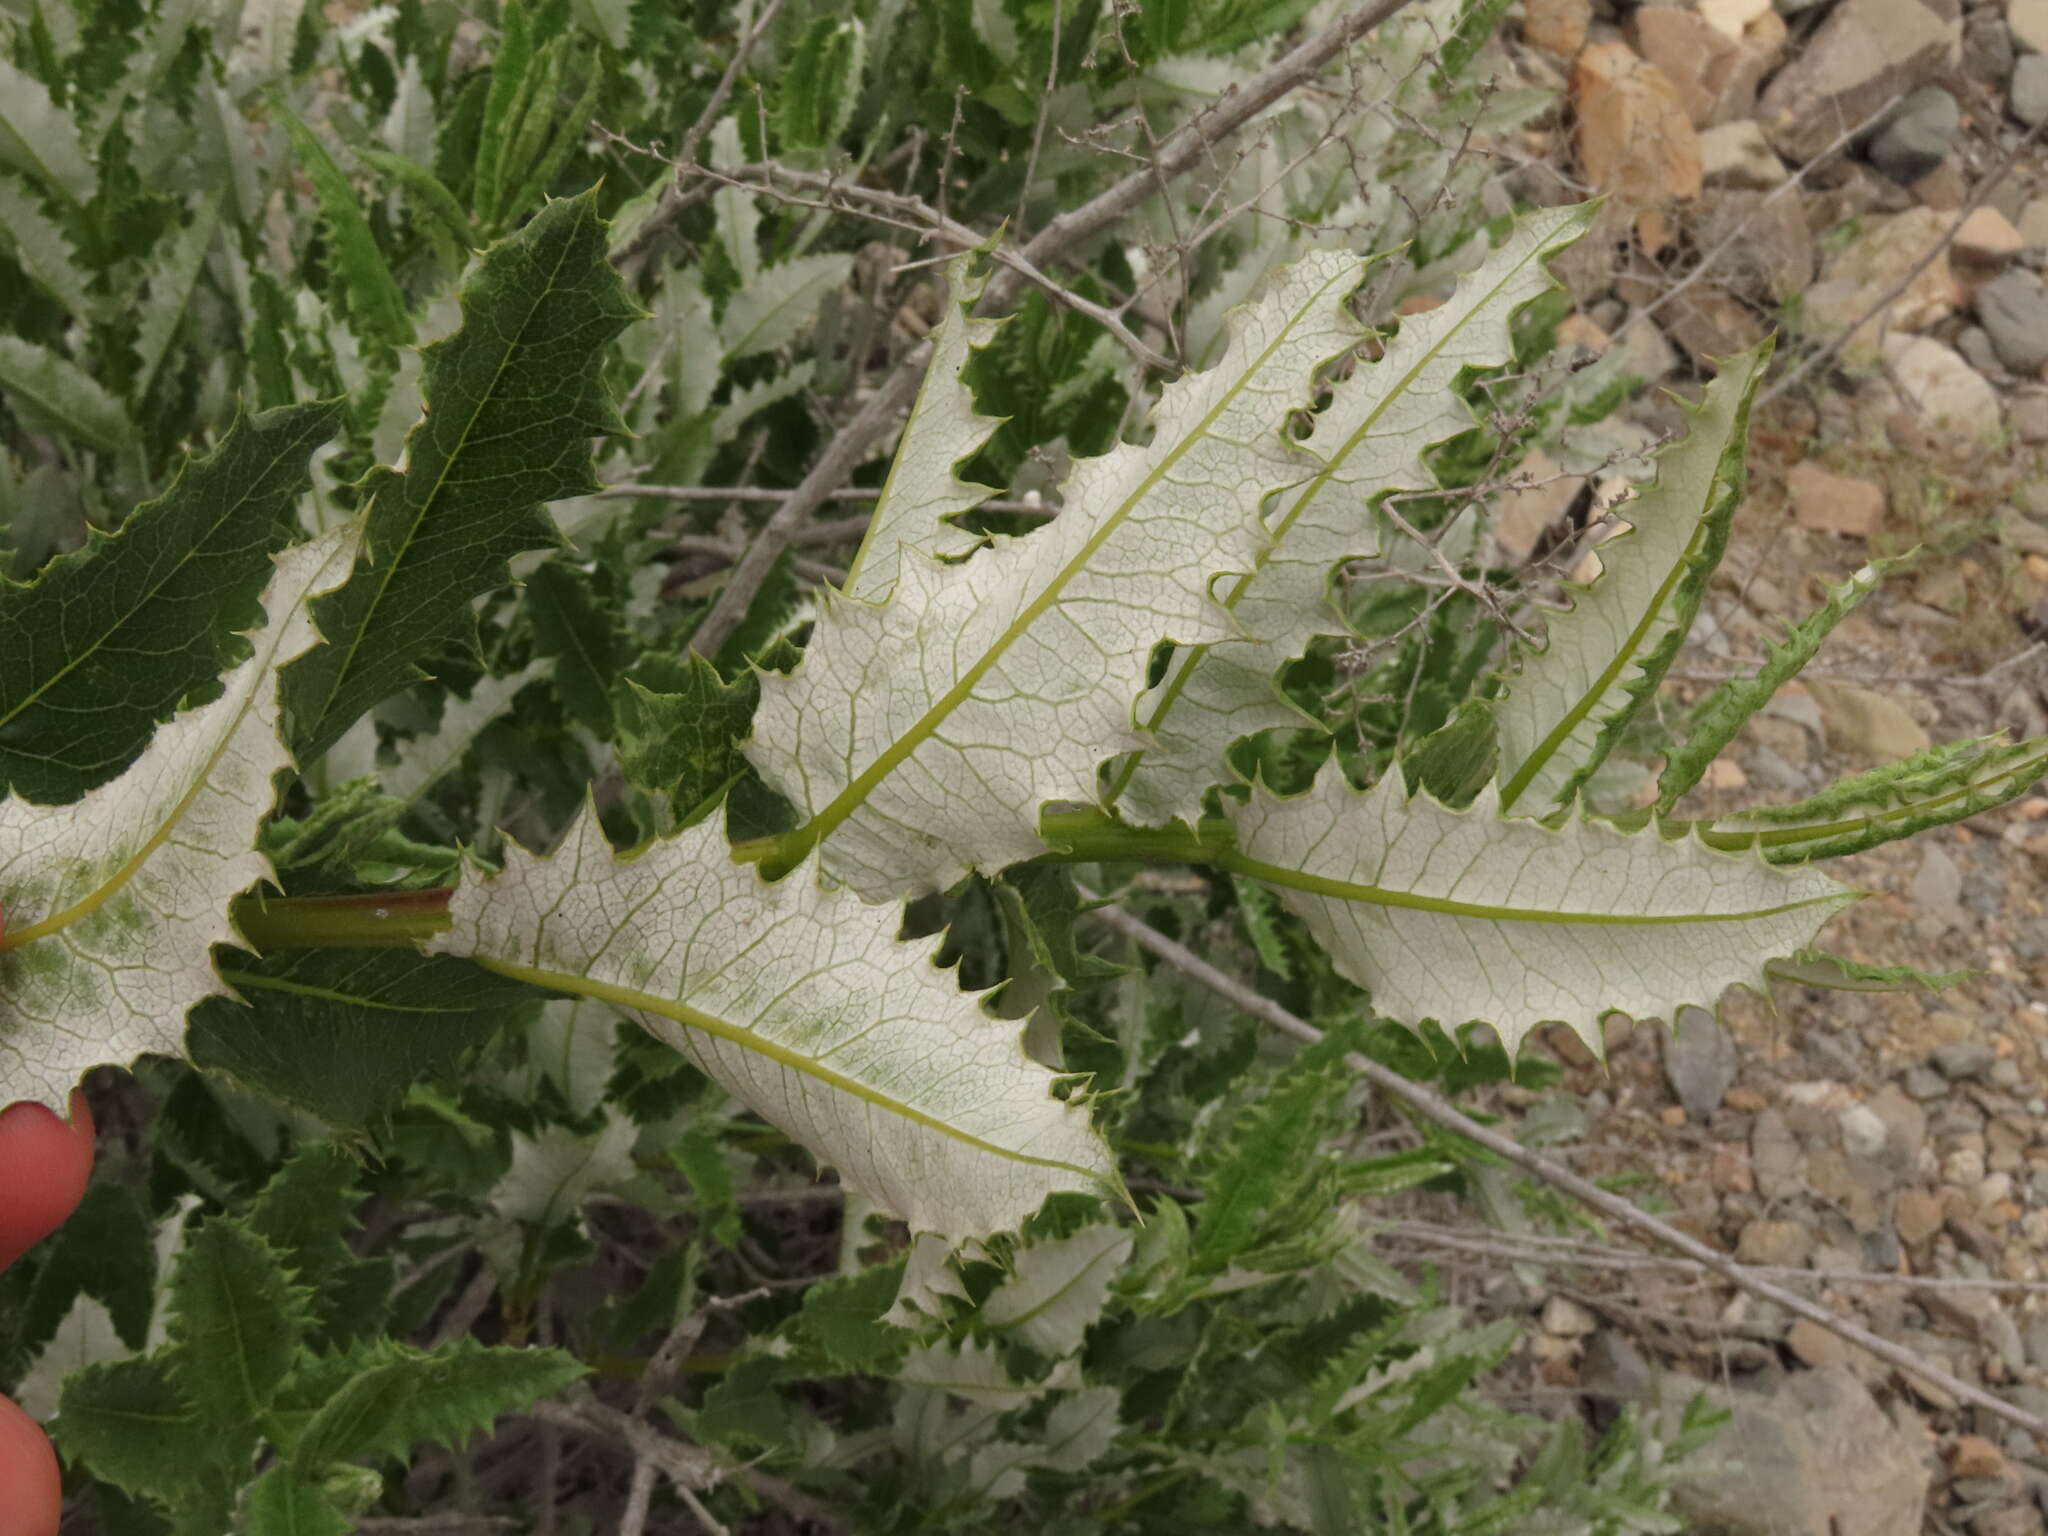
0,1394,61,1536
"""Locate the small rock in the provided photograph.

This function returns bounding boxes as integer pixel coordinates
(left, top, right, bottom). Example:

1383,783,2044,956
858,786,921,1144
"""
1957,207,2028,264
1868,87,1960,185
1523,0,1590,57
1738,1218,1815,1267
1542,1294,1599,1336
1632,4,1782,127
1667,1365,1930,1536
1902,1066,1948,1100
1961,325,2005,376
1895,1186,1945,1245
1867,1083,1928,1169
1803,209,1963,360
2015,0,2048,55
1979,269,2048,373
2016,54,2048,128
1573,42,1704,252
1700,0,1773,37
2020,197,2048,249
1973,1506,2046,1536
1581,1329,1653,1402
1936,1040,1999,1080
1786,1317,1850,1368
1953,1434,2013,1481
2022,1319,2048,1369
1753,1108,1807,1199
1700,119,1791,189
1967,10,2019,86
1809,680,1934,761
1758,0,1960,163
1881,334,2005,448
1662,1005,1740,1121
1787,462,1886,537
1839,1103,1890,1160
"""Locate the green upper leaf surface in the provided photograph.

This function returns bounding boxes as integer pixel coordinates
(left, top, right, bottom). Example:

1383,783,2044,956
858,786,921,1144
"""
282,189,639,763
0,401,341,802
163,1218,308,1431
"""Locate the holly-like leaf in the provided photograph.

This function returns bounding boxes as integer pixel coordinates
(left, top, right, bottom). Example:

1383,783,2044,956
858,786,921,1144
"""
281,189,639,763
281,1337,584,1473
750,250,1364,898
163,1218,309,1431
0,529,357,1110
0,335,135,454
243,1468,352,1536
614,652,758,822
0,401,342,802
434,810,1117,1242
1230,767,1852,1055
188,950,537,1133
52,1356,220,1507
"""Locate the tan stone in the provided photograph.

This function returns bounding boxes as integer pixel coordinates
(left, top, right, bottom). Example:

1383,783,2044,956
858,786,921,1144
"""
1631,7,1774,127
1954,206,2025,263
1492,447,1585,563
1694,189,1812,301
1949,1433,2011,1481
1573,42,1704,248
1881,333,2003,447
1894,1186,1944,1244
1787,462,1886,537
1557,313,1610,353
1786,1318,1850,1368
2014,0,2048,54
1699,119,1789,189
1802,209,1963,361
2020,197,2048,249
1757,0,1959,163
1524,0,1590,57
1699,0,1773,38
1809,680,1934,760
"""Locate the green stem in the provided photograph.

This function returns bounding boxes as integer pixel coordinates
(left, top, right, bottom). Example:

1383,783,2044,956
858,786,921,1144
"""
229,888,453,951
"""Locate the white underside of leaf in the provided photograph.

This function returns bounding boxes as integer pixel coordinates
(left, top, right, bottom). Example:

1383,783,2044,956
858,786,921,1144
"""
750,249,1366,899
1115,207,1592,824
1493,347,1767,817
840,259,1002,604
433,813,1114,1240
1230,767,1853,1054
983,1221,1132,1357
0,529,358,1109
381,659,552,804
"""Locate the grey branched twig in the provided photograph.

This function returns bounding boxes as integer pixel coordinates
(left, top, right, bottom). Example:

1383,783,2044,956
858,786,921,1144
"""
1085,897,2048,1443
685,0,1423,659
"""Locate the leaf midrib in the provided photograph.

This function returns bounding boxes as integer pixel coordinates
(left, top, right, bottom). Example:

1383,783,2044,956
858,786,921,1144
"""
800,263,1360,850
469,953,1104,1181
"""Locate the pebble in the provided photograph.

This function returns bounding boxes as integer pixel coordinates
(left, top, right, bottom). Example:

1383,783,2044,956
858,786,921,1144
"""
1738,1217,1815,1266
1937,1041,2001,1081
1841,1103,1892,1159
2016,0,2048,55
1906,1066,1952,1100
1955,1434,2014,1481
2017,53,2048,127
1979,269,2048,373
1542,1294,1599,1336
1868,87,1960,184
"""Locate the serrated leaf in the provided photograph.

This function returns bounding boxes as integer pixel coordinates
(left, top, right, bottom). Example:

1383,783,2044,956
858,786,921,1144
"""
0,172,94,321
163,1218,308,1428
433,810,1116,1241
490,1110,638,1227
52,1355,219,1505
614,653,757,822
966,1384,1121,1498
1113,207,1592,823
189,949,536,1133
283,1337,584,1473
792,1261,908,1370
20,1183,158,1361
472,0,535,229
226,0,308,99
243,1467,351,1536
717,252,853,360
380,661,551,805
131,197,219,404
0,58,95,203
1230,766,1853,1054
0,335,135,455
1656,557,1897,809
777,15,866,151
282,189,637,763
526,560,620,737
985,1222,1131,1356
247,1143,390,1350
0,529,357,1110
840,259,1000,604
750,249,1367,898
897,1337,1080,1405
271,96,414,354
0,400,341,802
1493,344,1770,817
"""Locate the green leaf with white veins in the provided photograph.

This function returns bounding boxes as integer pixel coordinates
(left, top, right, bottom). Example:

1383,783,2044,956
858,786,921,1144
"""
1230,766,1853,1055
434,812,1115,1241
0,529,357,1110
750,249,1367,899
1111,207,1593,823
1493,342,1771,817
